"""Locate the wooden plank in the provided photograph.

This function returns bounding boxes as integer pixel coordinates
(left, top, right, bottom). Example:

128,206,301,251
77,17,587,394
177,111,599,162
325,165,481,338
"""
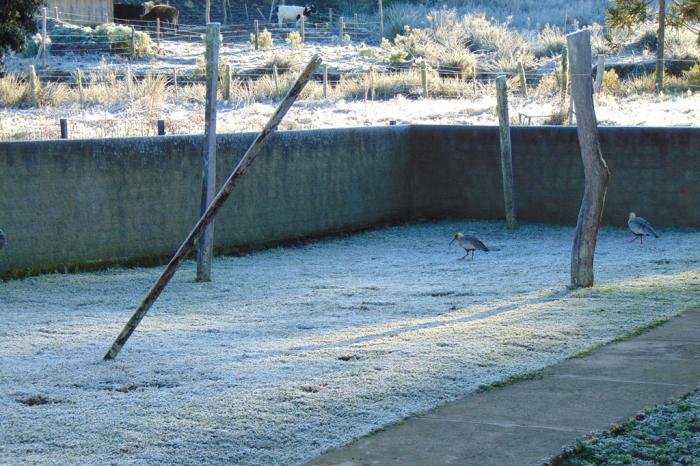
102,54,323,361
495,76,516,229
196,23,221,283
567,29,610,288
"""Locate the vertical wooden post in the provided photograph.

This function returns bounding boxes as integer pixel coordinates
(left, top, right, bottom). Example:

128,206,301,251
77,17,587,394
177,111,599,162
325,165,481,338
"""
126,64,133,100
223,63,232,100
273,63,279,94
223,0,228,25
323,63,328,98
421,61,428,96
518,62,527,97
594,54,605,93
567,29,610,288
76,68,84,107
157,119,166,135
131,26,136,57
41,8,48,69
378,0,384,43
254,20,259,50
102,55,323,361
473,65,477,94
206,0,211,24
173,67,178,93
60,118,68,139
54,6,59,20
156,18,161,48
656,0,666,94
496,76,516,229
339,16,345,39
197,22,221,283
29,66,40,107
328,8,333,28
300,15,305,43
560,46,569,121
369,66,375,100
244,2,249,22
104,12,108,24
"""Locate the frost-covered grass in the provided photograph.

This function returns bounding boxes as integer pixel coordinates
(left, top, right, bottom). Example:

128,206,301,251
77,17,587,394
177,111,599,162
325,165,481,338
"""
555,389,700,465
1,221,699,465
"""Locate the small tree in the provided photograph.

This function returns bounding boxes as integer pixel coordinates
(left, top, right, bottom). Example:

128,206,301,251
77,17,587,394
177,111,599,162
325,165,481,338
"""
608,0,700,92
0,0,46,64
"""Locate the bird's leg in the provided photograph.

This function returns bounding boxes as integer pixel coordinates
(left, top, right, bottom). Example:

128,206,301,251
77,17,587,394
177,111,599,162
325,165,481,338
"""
629,235,639,243
471,250,476,260
640,235,644,245
459,251,468,260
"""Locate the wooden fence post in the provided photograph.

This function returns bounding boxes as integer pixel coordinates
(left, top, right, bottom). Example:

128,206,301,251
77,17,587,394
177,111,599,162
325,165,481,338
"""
197,22,221,283
131,26,136,58
54,6,59,20
323,63,328,98
594,54,605,93
60,118,68,139
206,0,211,24
254,20,259,50
156,18,161,48
173,68,178,93
560,46,569,118
518,62,527,97
102,55,323,361
223,63,232,101
41,7,48,68
369,66,375,100
300,15,305,43
378,0,384,44
157,119,166,135
76,68,84,107
473,65,477,94
273,63,279,94
339,16,345,39
567,29,610,288
496,76,516,229
421,61,428,96
29,66,40,107
328,8,333,28
656,0,666,94
126,64,133,100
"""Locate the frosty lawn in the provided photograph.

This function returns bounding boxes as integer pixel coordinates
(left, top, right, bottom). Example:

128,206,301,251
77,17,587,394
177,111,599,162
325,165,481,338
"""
1,221,699,465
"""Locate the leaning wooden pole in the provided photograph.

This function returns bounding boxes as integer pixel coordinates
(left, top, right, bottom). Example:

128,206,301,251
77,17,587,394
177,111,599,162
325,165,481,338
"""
495,76,516,229
103,55,323,361
567,29,610,288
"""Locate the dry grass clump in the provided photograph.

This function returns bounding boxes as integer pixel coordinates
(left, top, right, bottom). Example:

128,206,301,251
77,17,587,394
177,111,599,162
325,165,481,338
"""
0,75,30,107
462,13,534,71
601,69,624,95
383,2,430,39
532,24,566,58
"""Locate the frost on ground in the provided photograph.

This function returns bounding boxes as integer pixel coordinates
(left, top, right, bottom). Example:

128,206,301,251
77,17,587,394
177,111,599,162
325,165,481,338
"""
3,92,700,141
1,221,699,465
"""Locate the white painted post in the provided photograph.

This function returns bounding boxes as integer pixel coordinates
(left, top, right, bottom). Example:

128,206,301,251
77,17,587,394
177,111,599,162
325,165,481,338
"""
496,76,516,229
197,22,221,282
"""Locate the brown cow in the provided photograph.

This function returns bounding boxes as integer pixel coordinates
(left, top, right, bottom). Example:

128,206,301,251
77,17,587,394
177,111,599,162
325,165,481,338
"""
140,5,179,29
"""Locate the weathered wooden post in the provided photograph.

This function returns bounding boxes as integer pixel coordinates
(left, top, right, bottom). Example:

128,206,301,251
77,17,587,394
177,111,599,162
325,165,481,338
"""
206,0,211,24
594,54,605,93
76,68,84,107
560,46,569,118
518,62,527,97
29,66,40,107
104,12,108,24
567,29,610,288
656,0,666,94
131,26,136,57
54,6,59,20
40,7,48,68
172,68,178,93
223,0,228,25
339,16,345,38
197,22,221,283
328,8,333,28
378,0,384,43
126,64,133,100
157,119,166,135
156,18,161,48
60,118,68,139
300,15,305,43
472,65,477,94
323,63,328,98
496,76,516,229
102,55,323,361
273,63,279,94
254,19,260,50
421,61,428,96
223,63,232,101
369,66,375,100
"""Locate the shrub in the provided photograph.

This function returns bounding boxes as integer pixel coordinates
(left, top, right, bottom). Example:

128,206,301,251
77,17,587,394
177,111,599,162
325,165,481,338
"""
601,69,624,95
683,63,700,86
383,2,429,40
251,28,274,49
285,31,303,49
0,74,29,107
533,24,566,58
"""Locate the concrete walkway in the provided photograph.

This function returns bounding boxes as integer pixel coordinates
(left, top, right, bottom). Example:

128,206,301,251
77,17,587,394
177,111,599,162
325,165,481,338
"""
306,308,700,466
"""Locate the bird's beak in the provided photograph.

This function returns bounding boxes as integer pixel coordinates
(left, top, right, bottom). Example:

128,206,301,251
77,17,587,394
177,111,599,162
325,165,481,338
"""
448,238,455,249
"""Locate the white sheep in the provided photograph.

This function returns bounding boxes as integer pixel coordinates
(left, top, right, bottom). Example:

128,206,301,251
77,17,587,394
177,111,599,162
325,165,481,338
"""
277,4,317,27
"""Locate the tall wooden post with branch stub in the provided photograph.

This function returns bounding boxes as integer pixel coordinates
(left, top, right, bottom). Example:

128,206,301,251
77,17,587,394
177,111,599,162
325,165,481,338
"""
102,55,323,361
496,76,516,229
567,29,610,288
196,22,221,282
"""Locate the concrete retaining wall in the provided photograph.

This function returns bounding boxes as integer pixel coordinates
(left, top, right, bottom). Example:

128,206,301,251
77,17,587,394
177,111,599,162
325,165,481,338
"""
0,125,698,277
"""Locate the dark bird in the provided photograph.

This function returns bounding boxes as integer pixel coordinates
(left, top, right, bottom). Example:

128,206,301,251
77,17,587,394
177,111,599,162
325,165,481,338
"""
450,232,489,260
628,212,659,244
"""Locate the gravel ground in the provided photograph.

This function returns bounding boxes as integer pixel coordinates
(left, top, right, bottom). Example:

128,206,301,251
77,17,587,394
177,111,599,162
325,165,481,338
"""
1,220,699,465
